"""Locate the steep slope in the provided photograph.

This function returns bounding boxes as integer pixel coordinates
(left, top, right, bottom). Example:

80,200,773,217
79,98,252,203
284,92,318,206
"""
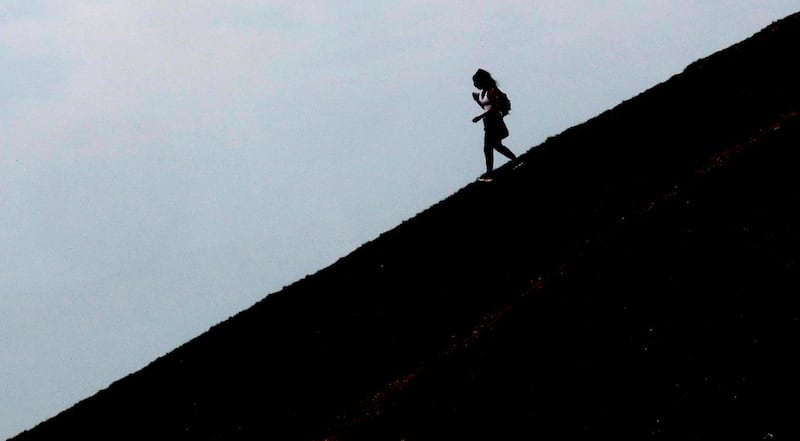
12,11,800,441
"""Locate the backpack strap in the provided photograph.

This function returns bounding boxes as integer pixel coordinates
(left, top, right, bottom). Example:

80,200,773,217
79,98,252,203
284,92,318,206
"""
487,88,509,116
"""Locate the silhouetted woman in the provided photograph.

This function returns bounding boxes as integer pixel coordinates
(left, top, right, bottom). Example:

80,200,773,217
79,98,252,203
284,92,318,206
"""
472,68,517,181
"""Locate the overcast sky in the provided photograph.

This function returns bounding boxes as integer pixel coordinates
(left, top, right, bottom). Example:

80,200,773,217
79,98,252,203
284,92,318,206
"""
2,2,798,438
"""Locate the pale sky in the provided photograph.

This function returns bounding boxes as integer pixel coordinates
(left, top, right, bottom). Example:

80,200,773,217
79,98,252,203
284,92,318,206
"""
2,2,797,438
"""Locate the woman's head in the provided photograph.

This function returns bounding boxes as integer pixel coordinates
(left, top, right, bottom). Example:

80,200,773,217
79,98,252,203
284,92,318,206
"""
472,68,497,89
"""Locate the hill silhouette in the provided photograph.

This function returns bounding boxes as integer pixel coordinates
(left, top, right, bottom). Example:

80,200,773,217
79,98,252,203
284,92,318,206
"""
11,11,800,441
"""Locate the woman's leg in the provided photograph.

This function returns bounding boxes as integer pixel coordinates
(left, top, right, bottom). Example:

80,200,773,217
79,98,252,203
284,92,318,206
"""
494,143,516,161
484,142,494,174
484,128,515,175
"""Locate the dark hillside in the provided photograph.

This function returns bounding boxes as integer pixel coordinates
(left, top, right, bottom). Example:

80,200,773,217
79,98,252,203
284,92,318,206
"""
12,11,800,441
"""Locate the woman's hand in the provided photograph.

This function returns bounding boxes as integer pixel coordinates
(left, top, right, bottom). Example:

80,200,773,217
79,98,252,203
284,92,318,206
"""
472,115,483,123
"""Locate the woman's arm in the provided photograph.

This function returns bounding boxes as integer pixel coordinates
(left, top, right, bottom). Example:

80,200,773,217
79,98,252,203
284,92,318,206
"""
472,88,500,123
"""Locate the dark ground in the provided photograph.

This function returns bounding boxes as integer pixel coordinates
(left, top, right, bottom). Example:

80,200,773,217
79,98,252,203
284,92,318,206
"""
11,11,800,441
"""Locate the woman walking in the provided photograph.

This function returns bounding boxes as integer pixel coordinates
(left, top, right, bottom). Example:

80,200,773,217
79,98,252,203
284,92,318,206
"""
472,68,517,181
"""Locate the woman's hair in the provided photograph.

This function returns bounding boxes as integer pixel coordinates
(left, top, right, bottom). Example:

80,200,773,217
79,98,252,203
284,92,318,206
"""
473,68,497,88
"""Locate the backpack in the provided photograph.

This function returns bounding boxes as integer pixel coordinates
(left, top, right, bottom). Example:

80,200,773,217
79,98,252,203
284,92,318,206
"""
493,88,511,116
